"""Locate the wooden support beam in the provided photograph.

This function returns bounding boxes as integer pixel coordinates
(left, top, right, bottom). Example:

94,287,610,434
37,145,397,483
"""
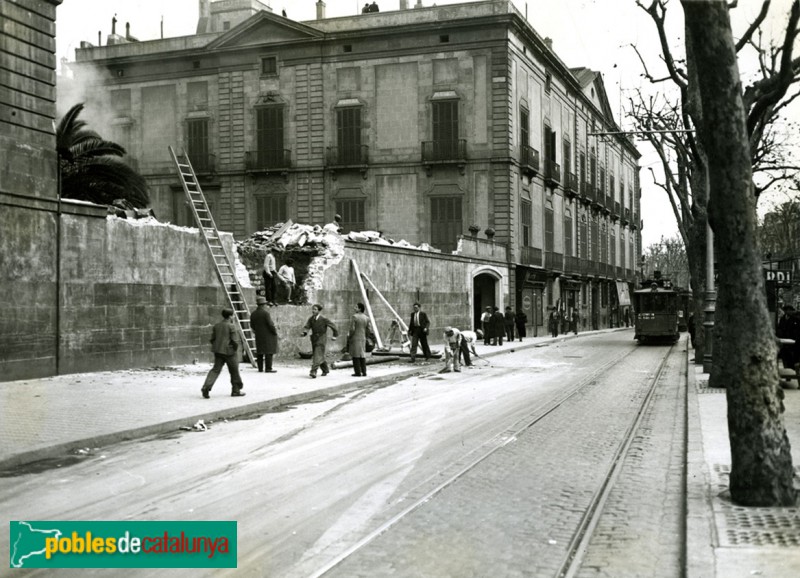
350,259,384,349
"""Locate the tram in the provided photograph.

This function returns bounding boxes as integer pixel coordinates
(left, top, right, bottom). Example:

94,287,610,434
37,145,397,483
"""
633,284,680,343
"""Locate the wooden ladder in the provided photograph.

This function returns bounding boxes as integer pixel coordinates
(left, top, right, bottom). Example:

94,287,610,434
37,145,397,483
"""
168,146,256,367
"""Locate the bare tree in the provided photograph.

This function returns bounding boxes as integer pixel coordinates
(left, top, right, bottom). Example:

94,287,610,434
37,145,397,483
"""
643,235,691,289
632,0,800,373
683,0,796,507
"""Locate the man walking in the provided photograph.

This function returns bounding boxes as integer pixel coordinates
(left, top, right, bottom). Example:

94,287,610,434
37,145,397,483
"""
302,304,338,378
251,296,278,373
408,302,431,362
201,308,245,398
504,306,515,342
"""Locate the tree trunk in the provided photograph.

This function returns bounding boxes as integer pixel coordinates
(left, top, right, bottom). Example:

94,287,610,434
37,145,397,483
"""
683,0,796,507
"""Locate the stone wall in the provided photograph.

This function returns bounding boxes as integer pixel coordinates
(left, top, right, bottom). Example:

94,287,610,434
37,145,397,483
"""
0,207,250,382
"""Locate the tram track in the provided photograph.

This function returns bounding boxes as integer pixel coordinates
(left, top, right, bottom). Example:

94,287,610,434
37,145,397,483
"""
308,339,682,578
555,342,680,578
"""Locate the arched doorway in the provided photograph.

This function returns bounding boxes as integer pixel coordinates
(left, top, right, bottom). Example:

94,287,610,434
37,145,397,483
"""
473,270,500,330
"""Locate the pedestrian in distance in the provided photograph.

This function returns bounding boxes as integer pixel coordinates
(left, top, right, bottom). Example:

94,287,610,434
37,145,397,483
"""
442,327,463,373
262,249,278,305
348,302,370,377
481,306,493,345
515,309,527,341
571,308,579,335
504,306,515,342
548,308,559,338
302,304,338,378
201,308,245,398
491,306,505,346
408,302,431,362
251,296,278,373
278,258,296,304
687,312,696,349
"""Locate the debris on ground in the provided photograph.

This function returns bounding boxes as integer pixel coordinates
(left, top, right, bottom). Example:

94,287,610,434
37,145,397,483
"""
343,230,441,253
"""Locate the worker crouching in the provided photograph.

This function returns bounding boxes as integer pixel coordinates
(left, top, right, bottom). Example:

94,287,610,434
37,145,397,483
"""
443,327,464,373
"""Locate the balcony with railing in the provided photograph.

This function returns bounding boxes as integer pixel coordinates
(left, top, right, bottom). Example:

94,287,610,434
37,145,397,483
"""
245,149,292,172
543,158,561,188
326,145,369,179
519,246,543,267
545,251,564,271
591,185,604,211
632,212,640,230
422,139,467,175
521,145,540,177
565,172,579,199
580,180,592,205
612,201,621,221
565,255,581,275
622,207,631,226
604,195,613,215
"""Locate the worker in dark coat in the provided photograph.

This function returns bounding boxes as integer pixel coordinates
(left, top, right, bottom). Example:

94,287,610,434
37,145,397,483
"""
201,308,245,398
504,306,515,342
515,310,527,341
251,296,278,373
491,306,505,346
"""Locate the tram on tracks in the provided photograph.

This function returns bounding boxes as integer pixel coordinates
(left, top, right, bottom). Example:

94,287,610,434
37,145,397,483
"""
633,283,680,343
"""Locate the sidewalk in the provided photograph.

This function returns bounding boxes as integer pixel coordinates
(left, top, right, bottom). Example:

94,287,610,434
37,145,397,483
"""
686,349,800,578
0,329,589,471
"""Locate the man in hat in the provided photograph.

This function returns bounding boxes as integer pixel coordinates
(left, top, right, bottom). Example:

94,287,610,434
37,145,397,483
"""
302,303,338,378
481,306,493,345
201,308,245,398
251,297,278,373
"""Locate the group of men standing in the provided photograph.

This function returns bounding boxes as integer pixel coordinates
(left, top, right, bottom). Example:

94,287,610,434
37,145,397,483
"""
480,306,527,346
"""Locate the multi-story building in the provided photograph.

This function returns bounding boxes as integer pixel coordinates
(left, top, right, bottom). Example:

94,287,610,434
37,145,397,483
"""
70,0,642,332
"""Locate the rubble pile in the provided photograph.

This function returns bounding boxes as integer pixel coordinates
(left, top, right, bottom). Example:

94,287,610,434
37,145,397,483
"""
344,230,441,253
237,221,346,302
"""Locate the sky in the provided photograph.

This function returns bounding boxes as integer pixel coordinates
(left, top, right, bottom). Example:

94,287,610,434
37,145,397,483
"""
55,0,800,249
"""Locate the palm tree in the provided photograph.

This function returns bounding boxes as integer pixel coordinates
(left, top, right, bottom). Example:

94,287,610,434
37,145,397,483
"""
56,103,149,208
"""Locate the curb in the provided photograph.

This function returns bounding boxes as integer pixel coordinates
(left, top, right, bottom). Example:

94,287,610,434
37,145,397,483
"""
684,344,717,578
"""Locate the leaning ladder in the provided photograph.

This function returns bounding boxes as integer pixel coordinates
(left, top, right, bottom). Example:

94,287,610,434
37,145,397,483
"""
168,146,257,367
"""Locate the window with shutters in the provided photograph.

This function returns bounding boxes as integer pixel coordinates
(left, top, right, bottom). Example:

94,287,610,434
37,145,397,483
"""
256,195,287,229
432,100,459,159
591,216,599,262
261,56,277,76
186,118,210,171
256,106,284,167
545,204,554,252
564,210,573,256
601,223,608,263
563,140,571,178
580,215,588,259
610,228,617,267
520,108,529,148
336,107,362,164
335,199,365,233
430,196,462,253
521,200,532,247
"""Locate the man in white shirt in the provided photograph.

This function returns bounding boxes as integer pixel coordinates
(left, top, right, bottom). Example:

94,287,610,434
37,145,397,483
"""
262,249,277,305
443,327,463,373
278,258,296,303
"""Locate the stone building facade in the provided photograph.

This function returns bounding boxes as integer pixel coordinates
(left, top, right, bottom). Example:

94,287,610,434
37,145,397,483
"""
70,0,643,335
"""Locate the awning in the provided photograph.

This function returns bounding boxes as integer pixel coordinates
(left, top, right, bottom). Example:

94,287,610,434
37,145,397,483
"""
616,281,631,306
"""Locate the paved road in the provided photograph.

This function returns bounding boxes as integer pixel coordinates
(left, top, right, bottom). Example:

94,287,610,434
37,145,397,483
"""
1,331,684,577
